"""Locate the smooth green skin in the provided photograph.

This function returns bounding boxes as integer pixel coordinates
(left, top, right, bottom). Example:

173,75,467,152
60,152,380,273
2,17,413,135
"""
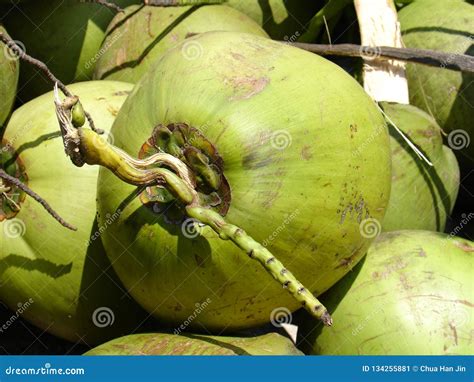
85,332,302,355
94,4,268,84
399,0,474,165
0,25,19,127
226,0,324,39
302,230,473,355
0,81,148,345
97,32,392,331
382,103,460,232
3,0,137,102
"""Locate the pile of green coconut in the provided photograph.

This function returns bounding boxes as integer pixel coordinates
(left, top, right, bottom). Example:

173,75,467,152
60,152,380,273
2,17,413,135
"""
0,0,472,356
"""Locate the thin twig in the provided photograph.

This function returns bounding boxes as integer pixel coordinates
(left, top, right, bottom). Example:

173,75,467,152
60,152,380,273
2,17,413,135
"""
0,170,76,230
287,42,474,73
80,0,124,12
0,32,102,133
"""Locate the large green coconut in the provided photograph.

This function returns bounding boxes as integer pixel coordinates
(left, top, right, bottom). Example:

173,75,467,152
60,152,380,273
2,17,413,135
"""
0,25,19,127
381,103,460,232
0,81,148,344
93,4,267,84
300,230,473,355
85,332,302,355
3,0,137,101
96,32,392,331
226,0,324,40
399,0,474,166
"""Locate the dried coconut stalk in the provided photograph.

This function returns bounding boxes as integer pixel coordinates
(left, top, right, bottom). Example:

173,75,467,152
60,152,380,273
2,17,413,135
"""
354,0,409,104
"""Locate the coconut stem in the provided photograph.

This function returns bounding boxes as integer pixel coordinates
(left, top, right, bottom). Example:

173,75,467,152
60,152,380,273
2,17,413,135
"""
79,0,124,12
186,206,333,326
0,32,102,135
0,169,76,230
53,90,332,326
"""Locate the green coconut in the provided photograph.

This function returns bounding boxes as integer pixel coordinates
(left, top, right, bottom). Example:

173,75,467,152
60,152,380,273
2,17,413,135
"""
93,4,268,84
226,0,324,40
3,0,137,101
0,81,148,344
95,32,392,331
0,25,19,127
381,103,460,232
399,0,474,166
85,332,302,355
300,230,473,355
